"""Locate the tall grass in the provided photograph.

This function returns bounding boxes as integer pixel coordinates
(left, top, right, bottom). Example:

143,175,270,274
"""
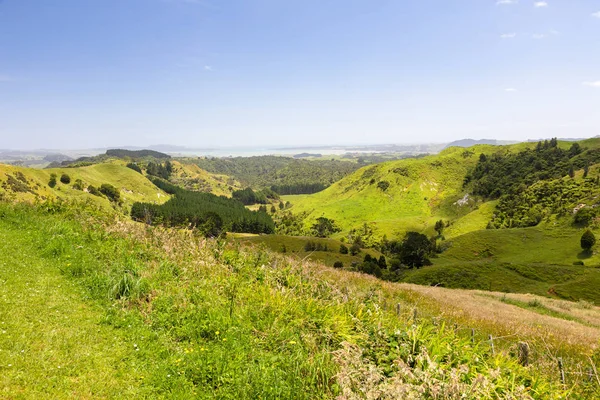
1,201,598,398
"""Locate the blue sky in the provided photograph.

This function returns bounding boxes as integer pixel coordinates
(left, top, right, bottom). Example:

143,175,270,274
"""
0,0,599,149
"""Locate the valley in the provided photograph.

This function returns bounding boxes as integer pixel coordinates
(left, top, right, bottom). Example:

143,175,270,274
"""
3,141,600,397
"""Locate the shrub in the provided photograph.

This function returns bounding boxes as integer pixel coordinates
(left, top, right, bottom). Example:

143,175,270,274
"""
573,261,585,266
581,229,596,251
333,261,344,269
87,185,101,196
575,208,596,226
60,174,71,184
340,244,349,254
350,243,361,256
126,163,142,173
377,181,390,191
73,179,84,191
99,183,121,203
48,174,57,188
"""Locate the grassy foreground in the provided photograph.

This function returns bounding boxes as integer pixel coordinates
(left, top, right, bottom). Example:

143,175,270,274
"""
0,201,598,398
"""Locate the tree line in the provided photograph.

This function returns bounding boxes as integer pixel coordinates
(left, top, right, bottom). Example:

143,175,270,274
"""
131,178,274,236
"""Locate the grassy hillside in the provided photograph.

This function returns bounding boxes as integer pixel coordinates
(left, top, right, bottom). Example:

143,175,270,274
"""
284,140,589,241
0,162,169,210
168,161,242,197
229,234,383,268
282,145,494,240
2,201,598,398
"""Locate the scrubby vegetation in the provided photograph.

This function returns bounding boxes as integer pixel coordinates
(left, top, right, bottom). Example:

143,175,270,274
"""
131,178,274,235
191,156,359,193
1,201,597,398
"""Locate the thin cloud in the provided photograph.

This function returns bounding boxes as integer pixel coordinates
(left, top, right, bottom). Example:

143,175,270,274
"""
204,65,213,71
0,75,12,82
583,81,600,88
592,11,600,18
505,88,518,92
500,33,517,39
496,0,518,5
534,1,548,7
532,33,546,39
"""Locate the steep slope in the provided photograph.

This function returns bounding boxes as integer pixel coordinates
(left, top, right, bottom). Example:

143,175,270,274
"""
0,161,170,209
168,161,242,197
283,145,502,240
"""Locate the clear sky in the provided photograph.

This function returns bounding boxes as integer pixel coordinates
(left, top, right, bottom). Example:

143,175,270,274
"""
0,0,599,149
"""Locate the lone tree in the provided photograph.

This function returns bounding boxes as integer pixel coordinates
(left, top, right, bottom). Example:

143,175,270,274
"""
399,231,434,268
434,220,445,237
581,230,596,252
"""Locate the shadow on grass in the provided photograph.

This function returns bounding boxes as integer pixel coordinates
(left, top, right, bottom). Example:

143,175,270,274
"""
577,250,593,260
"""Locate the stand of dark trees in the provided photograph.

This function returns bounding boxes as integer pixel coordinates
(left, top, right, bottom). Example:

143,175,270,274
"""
270,183,328,195
146,161,173,180
131,178,274,236
464,139,589,199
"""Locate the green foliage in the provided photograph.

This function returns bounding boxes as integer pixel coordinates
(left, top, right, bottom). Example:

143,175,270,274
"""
146,161,173,180
466,140,593,199
340,244,349,254
311,217,340,238
333,261,343,269
434,219,445,236
131,178,274,235
350,242,361,255
106,149,170,159
574,207,596,226
48,173,57,188
1,203,581,399
72,179,84,191
232,187,267,205
126,162,142,173
99,183,121,203
60,173,71,184
581,230,596,251
192,156,360,191
397,232,434,268
87,185,101,196
376,181,390,191
304,241,329,252
490,176,599,229
271,183,328,195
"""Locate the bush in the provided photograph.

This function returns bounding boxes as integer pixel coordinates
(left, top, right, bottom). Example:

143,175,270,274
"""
581,229,596,251
48,174,57,188
377,181,390,191
340,244,349,254
87,185,101,196
333,261,344,269
573,261,585,266
73,179,84,191
60,174,71,184
99,183,121,203
126,163,142,173
350,243,361,256
575,208,596,226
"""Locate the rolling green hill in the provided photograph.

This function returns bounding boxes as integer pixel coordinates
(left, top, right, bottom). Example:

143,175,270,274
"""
0,161,170,210
282,144,501,241
284,140,595,242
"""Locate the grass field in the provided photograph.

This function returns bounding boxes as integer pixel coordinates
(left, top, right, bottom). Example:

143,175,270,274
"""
229,233,383,268
2,201,597,398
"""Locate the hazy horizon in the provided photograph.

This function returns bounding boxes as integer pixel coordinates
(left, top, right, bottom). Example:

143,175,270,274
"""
1,1,599,149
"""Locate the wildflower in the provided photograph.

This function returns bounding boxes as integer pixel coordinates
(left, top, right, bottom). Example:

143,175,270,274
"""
289,341,297,345
215,331,220,336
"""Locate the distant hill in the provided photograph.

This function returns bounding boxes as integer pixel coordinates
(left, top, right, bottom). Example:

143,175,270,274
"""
444,139,518,149
105,149,170,159
59,149,171,167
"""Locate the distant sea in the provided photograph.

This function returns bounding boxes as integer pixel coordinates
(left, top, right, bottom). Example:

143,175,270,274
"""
171,147,383,158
